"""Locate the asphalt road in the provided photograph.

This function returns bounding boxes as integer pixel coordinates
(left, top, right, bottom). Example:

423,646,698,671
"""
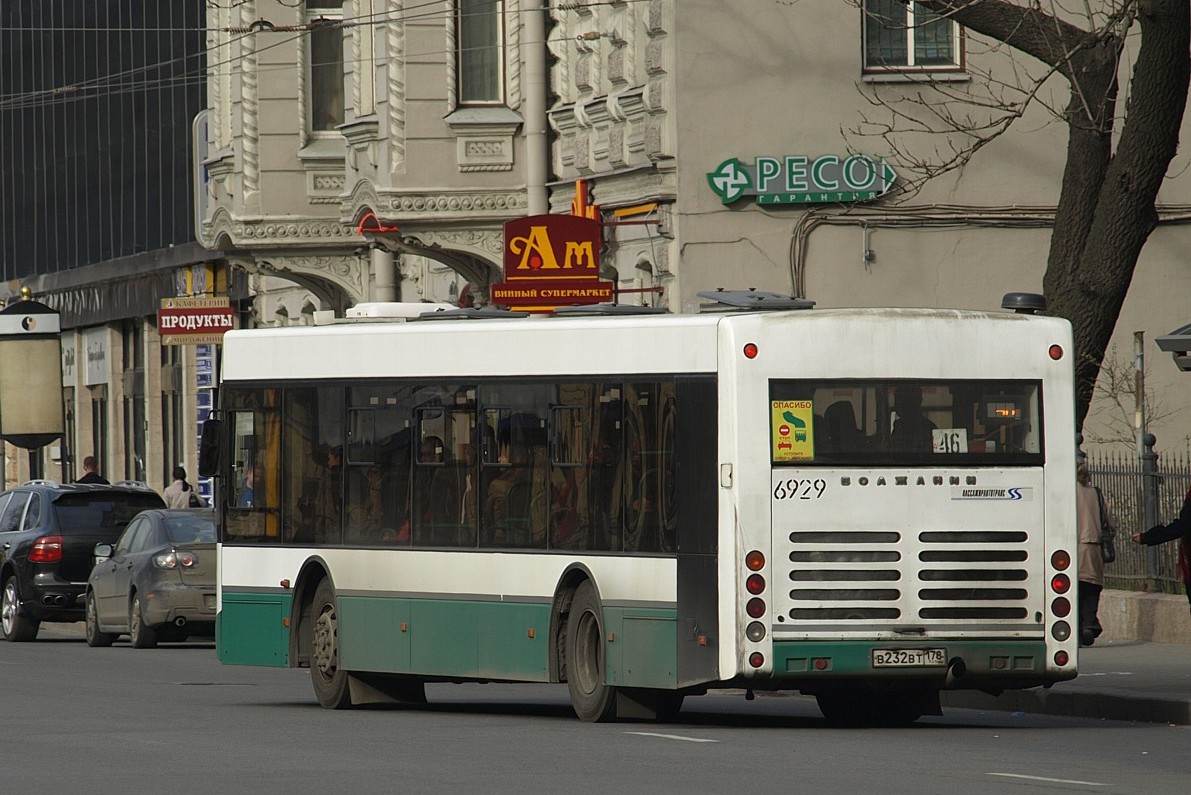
6,623,1187,794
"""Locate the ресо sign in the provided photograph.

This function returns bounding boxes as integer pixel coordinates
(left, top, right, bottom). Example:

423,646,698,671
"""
158,297,234,345
708,154,898,205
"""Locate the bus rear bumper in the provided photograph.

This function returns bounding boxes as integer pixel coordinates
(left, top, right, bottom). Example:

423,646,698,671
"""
767,639,1076,692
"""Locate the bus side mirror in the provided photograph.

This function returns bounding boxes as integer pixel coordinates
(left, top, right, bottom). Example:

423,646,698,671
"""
198,418,225,478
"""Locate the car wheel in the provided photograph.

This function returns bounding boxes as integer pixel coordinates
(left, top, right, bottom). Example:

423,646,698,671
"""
84,591,116,647
129,594,158,649
1,576,39,642
310,578,352,709
566,580,618,722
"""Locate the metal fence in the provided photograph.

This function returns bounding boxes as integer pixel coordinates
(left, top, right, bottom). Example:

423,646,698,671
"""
1088,447,1191,594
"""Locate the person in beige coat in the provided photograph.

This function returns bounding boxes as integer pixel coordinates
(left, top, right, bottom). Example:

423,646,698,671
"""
1076,460,1118,646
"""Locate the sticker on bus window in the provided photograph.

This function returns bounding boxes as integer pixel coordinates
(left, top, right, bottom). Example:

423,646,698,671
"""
932,428,968,454
771,401,814,461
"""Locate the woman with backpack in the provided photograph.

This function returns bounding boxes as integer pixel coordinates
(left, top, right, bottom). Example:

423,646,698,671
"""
164,466,205,509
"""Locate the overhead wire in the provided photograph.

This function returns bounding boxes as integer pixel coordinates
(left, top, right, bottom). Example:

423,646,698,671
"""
0,0,647,112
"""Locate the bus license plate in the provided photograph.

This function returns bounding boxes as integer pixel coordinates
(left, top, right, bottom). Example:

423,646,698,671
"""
871,648,946,668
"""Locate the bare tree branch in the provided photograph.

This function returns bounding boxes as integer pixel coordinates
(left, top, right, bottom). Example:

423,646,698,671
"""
841,0,1189,429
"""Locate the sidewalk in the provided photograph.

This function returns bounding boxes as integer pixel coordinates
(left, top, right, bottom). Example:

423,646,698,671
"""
942,589,1191,724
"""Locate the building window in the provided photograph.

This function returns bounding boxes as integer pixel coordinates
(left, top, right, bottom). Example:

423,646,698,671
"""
863,0,961,72
308,0,345,132
457,0,504,104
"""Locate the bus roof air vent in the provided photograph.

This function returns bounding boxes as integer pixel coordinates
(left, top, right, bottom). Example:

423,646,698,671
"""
1001,292,1046,314
414,307,531,321
552,304,669,317
697,288,815,313
346,301,455,320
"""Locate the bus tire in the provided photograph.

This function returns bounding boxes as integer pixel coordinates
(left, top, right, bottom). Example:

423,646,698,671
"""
566,580,617,722
311,579,353,709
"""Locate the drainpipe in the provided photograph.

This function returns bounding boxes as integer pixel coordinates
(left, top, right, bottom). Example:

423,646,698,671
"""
524,4,548,215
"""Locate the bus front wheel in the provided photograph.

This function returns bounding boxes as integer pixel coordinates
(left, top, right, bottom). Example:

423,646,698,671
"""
566,581,618,722
311,579,352,709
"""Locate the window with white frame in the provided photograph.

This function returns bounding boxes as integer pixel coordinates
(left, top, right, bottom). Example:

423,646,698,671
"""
308,0,345,132
457,0,504,104
863,0,961,72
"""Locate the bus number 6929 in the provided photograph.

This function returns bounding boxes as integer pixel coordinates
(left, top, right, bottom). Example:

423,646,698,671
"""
773,478,827,500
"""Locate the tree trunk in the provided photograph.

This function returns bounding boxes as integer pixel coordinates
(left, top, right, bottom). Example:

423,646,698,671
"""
1045,1,1189,429
914,1,1190,431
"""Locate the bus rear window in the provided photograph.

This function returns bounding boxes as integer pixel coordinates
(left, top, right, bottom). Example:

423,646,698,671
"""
770,380,1043,466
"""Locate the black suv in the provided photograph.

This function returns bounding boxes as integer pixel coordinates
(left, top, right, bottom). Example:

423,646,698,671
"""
0,480,166,641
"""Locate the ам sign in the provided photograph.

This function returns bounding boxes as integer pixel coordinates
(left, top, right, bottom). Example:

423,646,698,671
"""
708,154,898,205
492,214,613,313
158,297,235,346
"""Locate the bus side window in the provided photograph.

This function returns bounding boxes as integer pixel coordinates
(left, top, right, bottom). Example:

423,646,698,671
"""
624,382,665,553
224,391,281,541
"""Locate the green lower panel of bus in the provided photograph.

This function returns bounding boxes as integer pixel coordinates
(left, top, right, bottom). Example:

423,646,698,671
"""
218,592,294,667
218,592,680,688
771,639,1051,681
604,607,678,689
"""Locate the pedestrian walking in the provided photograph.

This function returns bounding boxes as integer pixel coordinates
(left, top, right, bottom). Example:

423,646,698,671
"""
1076,459,1118,646
164,466,204,508
1132,485,1191,617
75,455,109,485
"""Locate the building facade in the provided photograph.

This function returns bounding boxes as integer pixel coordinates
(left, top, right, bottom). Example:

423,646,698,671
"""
4,2,1189,489
0,2,225,493
201,2,1191,451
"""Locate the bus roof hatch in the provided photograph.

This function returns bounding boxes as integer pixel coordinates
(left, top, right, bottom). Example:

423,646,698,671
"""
697,289,815,313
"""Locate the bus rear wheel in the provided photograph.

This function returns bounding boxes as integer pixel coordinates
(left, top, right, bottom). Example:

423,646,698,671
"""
311,579,352,709
566,581,617,722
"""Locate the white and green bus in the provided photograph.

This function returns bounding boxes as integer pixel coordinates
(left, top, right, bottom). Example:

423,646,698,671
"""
202,291,1079,724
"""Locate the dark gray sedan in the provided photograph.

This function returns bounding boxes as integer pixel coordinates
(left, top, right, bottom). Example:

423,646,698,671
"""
84,509,216,648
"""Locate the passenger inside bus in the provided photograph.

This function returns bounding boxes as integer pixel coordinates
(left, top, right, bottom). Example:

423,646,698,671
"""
820,400,864,453
485,443,534,545
299,445,343,544
890,386,937,452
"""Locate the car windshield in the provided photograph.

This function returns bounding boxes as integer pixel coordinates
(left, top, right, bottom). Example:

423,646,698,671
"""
163,514,217,544
54,493,166,535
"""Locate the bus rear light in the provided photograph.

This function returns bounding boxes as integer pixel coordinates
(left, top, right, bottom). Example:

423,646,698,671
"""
1054,650,1070,666
746,597,765,618
1051,620,1071,641
1049,344,1064,360
1050,573,1071,594
1050,550,1071,571
1051,597,1071,618
743,343,758,359
812,657,830,671
746,621,766,642
745,550,765,571
748,652,764,668
746,574,765,595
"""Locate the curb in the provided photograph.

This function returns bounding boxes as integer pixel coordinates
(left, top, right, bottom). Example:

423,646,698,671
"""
941,688,1191,725
1100,589,1191,644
